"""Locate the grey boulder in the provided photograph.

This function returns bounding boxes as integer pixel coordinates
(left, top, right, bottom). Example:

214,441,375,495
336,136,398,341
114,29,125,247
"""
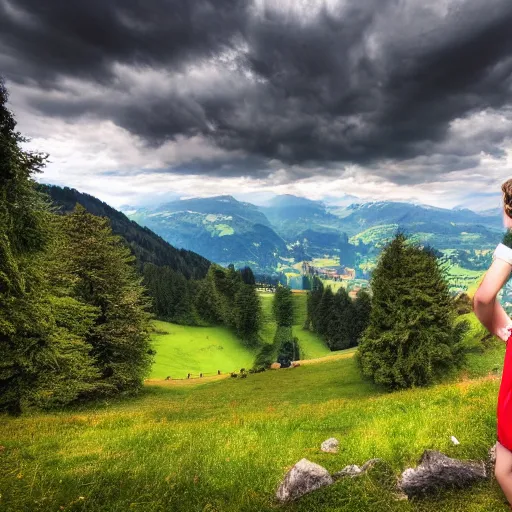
275,458,333,502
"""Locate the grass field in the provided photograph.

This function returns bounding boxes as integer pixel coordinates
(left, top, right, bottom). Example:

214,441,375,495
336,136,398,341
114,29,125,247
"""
149,321,259,379
149,292,333,379
0,318,508,511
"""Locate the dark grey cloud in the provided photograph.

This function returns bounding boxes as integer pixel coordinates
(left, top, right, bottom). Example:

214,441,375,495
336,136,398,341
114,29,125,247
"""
2,0,512,182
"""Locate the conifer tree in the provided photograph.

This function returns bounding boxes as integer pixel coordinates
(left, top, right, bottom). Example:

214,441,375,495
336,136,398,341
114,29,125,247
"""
0,81,100,412
352,288,372,346
194,275,223,325
327,287,353,350
272,285,294,327
60,205,153,394
316,286,334,337
234,283,262,346
305,276,323,330
355,230,469,390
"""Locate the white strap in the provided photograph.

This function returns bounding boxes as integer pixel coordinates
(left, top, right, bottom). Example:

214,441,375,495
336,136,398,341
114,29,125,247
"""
493,243,512,265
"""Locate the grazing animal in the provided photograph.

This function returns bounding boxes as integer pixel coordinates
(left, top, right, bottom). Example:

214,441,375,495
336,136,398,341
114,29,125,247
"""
231,372,238,378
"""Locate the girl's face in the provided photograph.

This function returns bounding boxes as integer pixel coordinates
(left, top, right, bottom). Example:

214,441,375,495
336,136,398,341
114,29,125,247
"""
503,207,512,229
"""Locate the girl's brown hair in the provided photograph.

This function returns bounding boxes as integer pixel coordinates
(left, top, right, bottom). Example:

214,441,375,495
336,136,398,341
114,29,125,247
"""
502,178,512,219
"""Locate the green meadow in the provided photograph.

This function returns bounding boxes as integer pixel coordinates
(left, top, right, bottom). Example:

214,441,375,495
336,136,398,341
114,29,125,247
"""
0,312,510,511
149,293,334,379
149,321,258,379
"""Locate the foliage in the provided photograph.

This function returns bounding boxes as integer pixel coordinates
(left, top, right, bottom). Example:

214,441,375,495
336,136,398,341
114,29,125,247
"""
272,285,294,327
304,276,371,350
38,184,211,279
234,283,262,347
355,230,470,390
58,205,154,394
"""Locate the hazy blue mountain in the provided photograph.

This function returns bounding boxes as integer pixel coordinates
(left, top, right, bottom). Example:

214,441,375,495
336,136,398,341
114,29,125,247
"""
127,197,288,271
260,194,346,240
39,184,211,279
123,193,507,278
155,195,271,227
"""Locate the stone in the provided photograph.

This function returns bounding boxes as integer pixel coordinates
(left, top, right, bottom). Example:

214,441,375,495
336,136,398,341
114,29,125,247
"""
331,458,383,480
398,449,487,499
320,437,339,453
270,362,281,369
332,464,361,479
275,458,333,502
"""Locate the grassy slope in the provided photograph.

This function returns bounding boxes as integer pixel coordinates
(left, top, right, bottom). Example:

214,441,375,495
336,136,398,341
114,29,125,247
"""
259,292,335,360
150,320,258,379
0,318,508,511
149,292,333,379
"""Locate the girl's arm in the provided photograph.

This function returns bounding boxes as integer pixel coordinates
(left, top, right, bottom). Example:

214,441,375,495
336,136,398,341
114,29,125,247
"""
473,256,512,341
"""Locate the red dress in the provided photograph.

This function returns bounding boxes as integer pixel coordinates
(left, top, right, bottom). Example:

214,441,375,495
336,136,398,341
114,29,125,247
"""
497,329,512,451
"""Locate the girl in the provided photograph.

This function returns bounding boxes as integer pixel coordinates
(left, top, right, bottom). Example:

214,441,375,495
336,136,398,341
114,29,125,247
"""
474,178,512,507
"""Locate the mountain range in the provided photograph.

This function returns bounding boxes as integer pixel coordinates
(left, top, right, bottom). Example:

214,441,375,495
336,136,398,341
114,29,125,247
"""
122,193,504,275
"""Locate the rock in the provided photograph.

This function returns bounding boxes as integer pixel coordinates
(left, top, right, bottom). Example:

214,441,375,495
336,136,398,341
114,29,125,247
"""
291,361,301,368
489,443,497,465
398,449,487,499
275,458,333,502
361,458,383,471
270,362,281,370
332,464,362,479
331,458,383,480
485,443,497,476
320,437,339,453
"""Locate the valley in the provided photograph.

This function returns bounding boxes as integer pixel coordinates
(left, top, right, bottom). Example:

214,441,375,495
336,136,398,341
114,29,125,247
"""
123,194,504,296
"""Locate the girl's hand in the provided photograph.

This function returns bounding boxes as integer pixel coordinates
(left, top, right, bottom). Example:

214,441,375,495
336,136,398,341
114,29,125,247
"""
496,323,512,342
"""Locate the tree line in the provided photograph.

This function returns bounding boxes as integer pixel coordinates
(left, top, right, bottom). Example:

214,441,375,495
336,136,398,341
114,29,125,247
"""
304,277,372,350
142,262,262,346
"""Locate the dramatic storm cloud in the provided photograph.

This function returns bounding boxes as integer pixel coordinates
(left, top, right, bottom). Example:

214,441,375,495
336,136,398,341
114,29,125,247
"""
1,0,512,207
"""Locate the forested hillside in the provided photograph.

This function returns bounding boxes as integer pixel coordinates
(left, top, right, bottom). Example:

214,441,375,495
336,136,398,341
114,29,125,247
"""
39,184,211,279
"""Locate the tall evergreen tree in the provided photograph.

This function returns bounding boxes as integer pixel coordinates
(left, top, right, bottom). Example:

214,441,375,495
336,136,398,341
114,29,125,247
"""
352,288,372,346
234,283,262,346
0,81,101,412
239,266,256,285
305,276,323,330
316,286,335,337
60,205,153,394
326,287,353,350
272,285,294,327
355,230,469,390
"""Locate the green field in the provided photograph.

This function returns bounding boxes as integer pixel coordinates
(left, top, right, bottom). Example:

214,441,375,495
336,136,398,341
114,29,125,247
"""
149,293,333,379
0,314,508,511
149,321,259,379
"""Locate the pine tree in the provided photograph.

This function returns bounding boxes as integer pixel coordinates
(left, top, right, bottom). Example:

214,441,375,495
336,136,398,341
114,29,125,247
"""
355,230,469,390
327,287,353,350
234,283,261,346
351,288,371,346
239,266,256,285
60,205,153,394
316,286,334,337
194,276,223,325
305,276,323,330
272,285,294,327
0,80,101,412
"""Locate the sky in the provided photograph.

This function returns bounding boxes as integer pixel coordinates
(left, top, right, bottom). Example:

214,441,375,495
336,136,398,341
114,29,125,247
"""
1,0,512,210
